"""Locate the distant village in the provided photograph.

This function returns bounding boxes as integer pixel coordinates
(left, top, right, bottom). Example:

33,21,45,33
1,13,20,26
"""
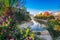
34,11,60,20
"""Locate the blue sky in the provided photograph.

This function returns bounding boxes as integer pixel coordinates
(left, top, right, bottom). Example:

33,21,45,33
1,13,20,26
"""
25,0,60,14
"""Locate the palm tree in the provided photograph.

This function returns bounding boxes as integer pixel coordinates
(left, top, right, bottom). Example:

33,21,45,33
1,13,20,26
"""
0,0,25,16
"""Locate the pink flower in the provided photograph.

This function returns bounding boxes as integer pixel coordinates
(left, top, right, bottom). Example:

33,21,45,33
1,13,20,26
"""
10,38,14,40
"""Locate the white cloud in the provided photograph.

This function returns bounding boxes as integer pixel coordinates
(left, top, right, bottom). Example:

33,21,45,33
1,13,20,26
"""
27,8,40,14
27,8,59,15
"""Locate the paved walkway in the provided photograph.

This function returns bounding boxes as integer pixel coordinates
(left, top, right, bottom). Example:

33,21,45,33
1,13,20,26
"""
19,21,52,40
40,30,52,40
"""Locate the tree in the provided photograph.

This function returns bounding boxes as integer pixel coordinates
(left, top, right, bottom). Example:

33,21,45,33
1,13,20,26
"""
47,19,60,39
0,0,29,40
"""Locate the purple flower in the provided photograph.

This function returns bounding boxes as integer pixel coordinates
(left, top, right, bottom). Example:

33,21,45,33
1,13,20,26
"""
14,30,16,34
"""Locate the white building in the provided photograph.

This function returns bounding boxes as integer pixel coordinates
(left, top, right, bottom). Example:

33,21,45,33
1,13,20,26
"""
55,12,60,20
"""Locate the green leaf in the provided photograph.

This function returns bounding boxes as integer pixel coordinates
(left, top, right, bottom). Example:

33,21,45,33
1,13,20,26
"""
10,0,19,7
4,0,9,7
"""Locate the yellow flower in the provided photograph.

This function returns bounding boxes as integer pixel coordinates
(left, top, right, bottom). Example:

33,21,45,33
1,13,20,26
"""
59,29,60,31
24,35,26,37
49,19,55,22
54,25,60,31
26,29,29,34
23,28,30,37
20,29,23,34
5,24,8,26
30,33,34,40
